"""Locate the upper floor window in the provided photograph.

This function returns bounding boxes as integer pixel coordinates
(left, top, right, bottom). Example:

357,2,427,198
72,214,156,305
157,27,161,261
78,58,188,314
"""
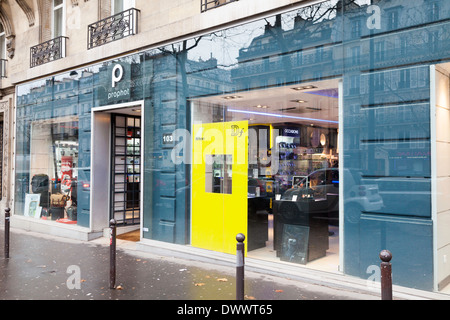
52,0,65,38
201,0,238,12
112,0,135,14
350,19,361,39
428,2,439,22
0,23,6,77
387,10,399,30
0,24,5,60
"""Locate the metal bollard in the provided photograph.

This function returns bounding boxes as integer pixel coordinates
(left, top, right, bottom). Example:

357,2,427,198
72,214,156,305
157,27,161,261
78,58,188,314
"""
380,250,393,300
4,208,10,259
109,219,116,289
236,233,245,300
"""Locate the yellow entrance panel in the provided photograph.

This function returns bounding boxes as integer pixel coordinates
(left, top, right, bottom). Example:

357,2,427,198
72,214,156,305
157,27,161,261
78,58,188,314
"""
192,121,248,255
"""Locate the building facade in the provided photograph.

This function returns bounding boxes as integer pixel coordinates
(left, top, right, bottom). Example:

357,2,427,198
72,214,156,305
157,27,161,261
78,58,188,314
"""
5,0,450,293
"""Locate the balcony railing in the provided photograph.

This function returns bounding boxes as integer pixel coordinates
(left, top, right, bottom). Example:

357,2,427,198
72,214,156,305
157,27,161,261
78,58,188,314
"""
88,8,140,50
201,0,238,12
30,36,67,68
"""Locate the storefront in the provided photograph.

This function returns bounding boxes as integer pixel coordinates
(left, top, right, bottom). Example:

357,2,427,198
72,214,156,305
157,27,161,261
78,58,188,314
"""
13,0,450,292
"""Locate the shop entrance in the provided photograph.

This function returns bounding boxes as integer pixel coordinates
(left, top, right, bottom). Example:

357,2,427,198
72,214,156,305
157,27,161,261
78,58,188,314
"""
191,121,248,255
191,78,342,272
110,114,141,226
91,103,142,237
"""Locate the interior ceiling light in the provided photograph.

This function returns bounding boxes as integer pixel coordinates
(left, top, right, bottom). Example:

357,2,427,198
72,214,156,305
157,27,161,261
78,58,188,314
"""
256,105,269,108
291,99,307,103
223,95,242,100
228,108,338,124
291,85,318,91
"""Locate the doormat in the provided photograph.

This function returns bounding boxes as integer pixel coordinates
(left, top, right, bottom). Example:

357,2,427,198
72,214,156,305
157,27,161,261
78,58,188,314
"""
117,230,140,242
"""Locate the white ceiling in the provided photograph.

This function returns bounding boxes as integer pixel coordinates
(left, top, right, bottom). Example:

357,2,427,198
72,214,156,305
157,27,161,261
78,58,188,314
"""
191,79,340,128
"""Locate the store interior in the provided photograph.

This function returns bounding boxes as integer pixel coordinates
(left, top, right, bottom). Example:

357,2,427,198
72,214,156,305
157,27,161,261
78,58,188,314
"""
192,78,341,273
28,117,79,224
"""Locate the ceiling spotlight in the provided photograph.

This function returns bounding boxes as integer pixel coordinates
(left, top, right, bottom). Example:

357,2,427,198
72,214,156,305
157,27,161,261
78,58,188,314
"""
255,105,268,108
223,95,242,100
291,100,307,103
291,85,318,91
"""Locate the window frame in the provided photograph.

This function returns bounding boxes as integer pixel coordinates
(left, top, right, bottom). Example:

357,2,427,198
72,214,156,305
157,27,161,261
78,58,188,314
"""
52,0,66,38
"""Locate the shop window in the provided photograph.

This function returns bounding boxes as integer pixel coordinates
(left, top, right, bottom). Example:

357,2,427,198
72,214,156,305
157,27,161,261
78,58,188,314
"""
205,154,232,194
27,119,79,222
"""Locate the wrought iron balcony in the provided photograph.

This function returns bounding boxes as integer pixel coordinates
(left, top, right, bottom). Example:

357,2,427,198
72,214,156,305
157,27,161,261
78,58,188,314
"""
30,36,67,68
201,0,238,12
88,8,140,50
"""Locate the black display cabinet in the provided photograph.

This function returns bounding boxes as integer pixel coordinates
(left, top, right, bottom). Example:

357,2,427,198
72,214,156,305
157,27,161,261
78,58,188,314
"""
273,198,329,264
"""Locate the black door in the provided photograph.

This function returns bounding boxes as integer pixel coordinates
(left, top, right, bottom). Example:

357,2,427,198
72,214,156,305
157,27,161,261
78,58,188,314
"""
111,114,141,225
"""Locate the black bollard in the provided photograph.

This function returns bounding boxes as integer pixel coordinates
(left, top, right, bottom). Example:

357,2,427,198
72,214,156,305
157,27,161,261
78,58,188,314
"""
236,233,245,300
380,250,393,300
4,208,10,259
109,219,116,289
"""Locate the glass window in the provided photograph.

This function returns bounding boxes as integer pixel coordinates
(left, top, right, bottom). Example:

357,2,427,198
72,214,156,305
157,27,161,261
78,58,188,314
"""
205,154,232,194
27,119,79,221
112,0,134,14
0,24,5,60
53,0,64,38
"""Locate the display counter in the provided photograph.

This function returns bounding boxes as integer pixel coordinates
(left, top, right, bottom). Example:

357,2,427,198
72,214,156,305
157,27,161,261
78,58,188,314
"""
247,196,269,251
273,197,329,264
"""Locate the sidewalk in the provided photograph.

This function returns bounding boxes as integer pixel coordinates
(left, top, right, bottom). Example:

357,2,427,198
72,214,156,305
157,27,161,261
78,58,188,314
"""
0,227,448,301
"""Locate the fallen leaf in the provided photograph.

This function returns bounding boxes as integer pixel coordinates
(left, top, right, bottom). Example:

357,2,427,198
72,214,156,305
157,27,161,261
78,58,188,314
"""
80,279,86,283
116,285,123,290
194,283,205,287
217,278,228,282
245,295,256,300
275,289,284,293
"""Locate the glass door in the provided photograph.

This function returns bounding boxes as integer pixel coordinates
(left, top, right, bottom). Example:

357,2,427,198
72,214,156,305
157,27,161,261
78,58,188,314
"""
111,114,141,225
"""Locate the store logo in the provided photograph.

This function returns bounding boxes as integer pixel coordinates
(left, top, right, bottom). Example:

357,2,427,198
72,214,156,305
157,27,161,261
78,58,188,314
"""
112,64,124,88
108,63,130,101
230,125,244,137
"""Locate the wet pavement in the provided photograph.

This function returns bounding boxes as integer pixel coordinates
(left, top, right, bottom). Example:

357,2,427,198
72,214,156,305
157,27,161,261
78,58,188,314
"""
0,227,381,301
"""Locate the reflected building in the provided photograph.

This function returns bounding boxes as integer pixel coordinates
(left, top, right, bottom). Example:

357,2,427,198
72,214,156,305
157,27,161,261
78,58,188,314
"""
7,0,450,293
